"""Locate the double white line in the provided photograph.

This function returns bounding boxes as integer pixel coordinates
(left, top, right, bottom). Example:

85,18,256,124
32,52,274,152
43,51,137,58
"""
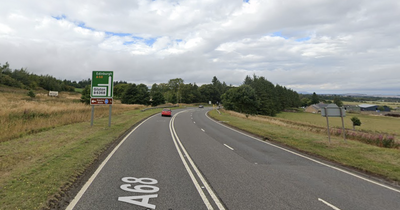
169,111,225,210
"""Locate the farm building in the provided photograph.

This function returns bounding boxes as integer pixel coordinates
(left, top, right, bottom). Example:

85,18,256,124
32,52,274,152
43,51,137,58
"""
343,105,361,113
359,104,390,112
305,103,329,113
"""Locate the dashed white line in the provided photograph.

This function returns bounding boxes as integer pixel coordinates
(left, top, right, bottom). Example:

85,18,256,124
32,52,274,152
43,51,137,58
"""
223,144,234,150
205,111,400,194
318,198,341,210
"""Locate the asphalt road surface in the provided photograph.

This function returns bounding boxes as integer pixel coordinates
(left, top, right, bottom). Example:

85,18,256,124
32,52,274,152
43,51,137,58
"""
66,107,400,210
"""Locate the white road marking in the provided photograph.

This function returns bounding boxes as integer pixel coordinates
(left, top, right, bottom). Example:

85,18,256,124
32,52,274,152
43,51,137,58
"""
66,115,157,210
170,111,225,210
205,111,400,194
223,144,234,150
318,198,341,210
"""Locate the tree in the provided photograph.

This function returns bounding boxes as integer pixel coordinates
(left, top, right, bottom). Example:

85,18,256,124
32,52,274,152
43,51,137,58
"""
151,92,165,107
333,96,343,107
199,84,220,104
150,83,165,106
246,75,278,116
80,85,91,105
121,84,150,105
114,84,128,98
221,85,259,117
311,92,319,104
351,117,361,130
27,90,35,98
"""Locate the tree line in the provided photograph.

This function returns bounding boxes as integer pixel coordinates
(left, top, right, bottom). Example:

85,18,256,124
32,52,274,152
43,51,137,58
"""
2,62,302,117
221,75,301,116
0,62,90,91
81,76,233,107
83,75,301,117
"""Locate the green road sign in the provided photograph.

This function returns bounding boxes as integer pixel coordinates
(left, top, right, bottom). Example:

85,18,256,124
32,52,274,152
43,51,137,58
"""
91,71,114,98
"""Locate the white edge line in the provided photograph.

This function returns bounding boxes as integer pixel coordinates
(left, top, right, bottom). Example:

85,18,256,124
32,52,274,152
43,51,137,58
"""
172,111,226,210
66,115,156,210
223,144,234,151
169,111,213,210
205,111,400,194
318,198,341,210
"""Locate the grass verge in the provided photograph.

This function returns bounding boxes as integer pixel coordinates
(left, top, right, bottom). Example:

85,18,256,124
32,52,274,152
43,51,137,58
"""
209,109,400,183
0,108,161,210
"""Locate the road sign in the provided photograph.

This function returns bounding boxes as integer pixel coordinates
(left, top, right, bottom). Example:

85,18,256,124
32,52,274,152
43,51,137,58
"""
90,98,113,105
321,104,346,143
321,104,346,117
91,71,113,98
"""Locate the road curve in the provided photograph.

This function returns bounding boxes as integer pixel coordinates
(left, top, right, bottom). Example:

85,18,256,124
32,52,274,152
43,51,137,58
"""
66,107,400,210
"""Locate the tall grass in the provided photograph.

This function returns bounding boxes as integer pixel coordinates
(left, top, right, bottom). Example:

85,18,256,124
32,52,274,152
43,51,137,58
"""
0,91,146,142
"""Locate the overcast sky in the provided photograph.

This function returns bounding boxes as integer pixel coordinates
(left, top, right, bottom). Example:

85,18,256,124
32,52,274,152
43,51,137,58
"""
1,0,399,95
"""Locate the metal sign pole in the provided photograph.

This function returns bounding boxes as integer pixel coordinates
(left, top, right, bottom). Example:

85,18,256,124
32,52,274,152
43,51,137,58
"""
109,105,112,127
324,107,331,144
91,105,94,127
340,108,346,142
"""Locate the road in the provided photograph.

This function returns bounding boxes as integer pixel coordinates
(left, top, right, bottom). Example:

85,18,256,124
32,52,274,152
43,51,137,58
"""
67,107,400,210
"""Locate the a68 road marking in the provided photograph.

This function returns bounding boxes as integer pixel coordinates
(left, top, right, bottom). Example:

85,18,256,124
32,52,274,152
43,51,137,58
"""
118,177,159,209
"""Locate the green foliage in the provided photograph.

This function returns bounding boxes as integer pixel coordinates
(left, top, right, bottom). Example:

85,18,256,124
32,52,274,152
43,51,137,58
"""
377,106,385,111
222,85,259,116
80,85,91,105
151,92,165,106
27,90,35,98
170,93,177,104
333,96,343,107
222,75,300,116
199,84,220,104
121,84,150,105
351,117,362,130
311,92,319,104
150,83,165,106
114,84,128,98
1,62,93,91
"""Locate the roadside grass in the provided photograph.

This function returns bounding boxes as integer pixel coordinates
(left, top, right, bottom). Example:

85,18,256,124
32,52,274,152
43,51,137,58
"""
0,108,161,210
209,109,400,183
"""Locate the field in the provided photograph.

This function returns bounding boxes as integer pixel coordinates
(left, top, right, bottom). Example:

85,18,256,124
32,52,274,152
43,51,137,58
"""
276,111,400,136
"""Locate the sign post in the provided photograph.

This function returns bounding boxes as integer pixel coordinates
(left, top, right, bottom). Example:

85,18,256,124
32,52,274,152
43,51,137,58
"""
321,104,346,143
91,71,113,127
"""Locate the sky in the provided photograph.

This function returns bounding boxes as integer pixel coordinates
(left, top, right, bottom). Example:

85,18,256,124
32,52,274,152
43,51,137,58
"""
1,0,399,95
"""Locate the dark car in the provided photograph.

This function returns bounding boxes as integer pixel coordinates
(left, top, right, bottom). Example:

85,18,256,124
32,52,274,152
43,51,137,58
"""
161,108,172,117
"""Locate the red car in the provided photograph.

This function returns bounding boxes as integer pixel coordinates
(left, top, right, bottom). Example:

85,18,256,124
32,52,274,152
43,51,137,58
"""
161,108,172,117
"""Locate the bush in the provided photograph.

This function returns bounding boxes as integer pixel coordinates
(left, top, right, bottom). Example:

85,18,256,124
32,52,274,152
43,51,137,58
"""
27,90,35,98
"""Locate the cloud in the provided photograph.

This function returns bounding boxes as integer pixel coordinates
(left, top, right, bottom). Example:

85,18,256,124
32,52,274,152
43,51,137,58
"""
0,0,399,95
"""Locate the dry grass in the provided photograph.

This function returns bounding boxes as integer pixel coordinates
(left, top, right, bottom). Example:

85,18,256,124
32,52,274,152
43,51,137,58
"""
0,90,147,142
0,88,160,209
